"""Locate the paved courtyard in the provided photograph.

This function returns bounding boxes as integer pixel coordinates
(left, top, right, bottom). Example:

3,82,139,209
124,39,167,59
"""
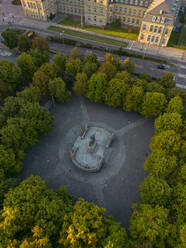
15,95,154,228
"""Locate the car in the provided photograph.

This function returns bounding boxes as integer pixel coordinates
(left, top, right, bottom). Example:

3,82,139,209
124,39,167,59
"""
157,64,166,70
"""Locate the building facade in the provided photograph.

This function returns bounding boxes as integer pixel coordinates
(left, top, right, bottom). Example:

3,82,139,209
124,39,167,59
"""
20,0,180,46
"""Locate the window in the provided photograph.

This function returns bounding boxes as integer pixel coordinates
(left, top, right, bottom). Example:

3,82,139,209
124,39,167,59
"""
138,10,141,16
136,19,139,24
110,7,112,11
128,18,130,23
162,38,166,44
120,7,122,12
110,16,112,22
124,8,127,13
23,1,26,7
151,36,154,42
158,26,162,33
100,7,103,14
149,25,153,32
27,2,30,8
100,18,102,23
155,36,159,43
123,16,126,22
154,26,157,32
88,16,91,20
118,16,121,20
143,24,146,30
94,15,96,21
140,33,144,40
129,8,131,15
94,0,97,2
100,0,103,3
133,9,136,15
94,7,96,12
147,34,151,41
132,18,135,23
165,28,169,35
115,6,118,11
88,6,90,12
30,2,33,8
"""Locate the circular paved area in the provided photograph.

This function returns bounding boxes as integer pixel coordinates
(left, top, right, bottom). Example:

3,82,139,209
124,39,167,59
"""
16,95,154,228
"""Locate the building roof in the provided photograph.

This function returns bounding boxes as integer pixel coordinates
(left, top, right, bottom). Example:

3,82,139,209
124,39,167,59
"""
143,0,175,25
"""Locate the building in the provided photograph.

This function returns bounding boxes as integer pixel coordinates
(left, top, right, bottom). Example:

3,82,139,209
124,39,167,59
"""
20,0,181,46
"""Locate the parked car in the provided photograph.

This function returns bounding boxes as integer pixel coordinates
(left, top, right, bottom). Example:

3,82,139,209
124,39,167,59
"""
157,64,166,70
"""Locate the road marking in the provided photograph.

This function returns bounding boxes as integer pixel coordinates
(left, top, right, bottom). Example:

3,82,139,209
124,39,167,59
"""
177,74,186,79
176,83,186,89
180,65,186,69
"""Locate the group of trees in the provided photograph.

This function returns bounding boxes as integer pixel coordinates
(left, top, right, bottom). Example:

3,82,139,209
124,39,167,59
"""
0,41,185,247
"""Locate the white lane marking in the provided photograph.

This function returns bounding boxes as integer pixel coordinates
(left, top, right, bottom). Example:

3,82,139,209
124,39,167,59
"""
177,74,186,79
176,83,186,89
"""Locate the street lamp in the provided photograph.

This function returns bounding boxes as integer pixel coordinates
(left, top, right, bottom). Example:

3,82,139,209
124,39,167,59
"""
59,31,64,44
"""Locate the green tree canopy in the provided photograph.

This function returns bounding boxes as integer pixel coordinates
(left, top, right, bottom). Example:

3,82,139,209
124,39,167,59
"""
65,58,82,76
130,204,169,248
59,198,128,248
171,183,186,218
141,92,167,117
0,60,21,86
139,175,171,207
17,52,36,82
32,70,50,95
53,53,67,76
16,85,41,103
144,149,177,178
83,62,98,79
32,36,49,51
84,53,98,64
158,72,176,88
123,85,144,112
99,62,117,81
31,49,49,69
73,72,88,96
105,78,129,107
39,62,60,80
1,29,18,49
70,47,84,61
48,77,71,103
166,96,184,114
123,58,135,74
18,35,31,52
155,112,183,134
146,82,165,93
115,70,132,84
86,73,108,102
150,130,181,155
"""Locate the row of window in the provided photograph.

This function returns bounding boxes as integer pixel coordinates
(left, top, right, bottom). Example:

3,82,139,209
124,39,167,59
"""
88,6,104,14
87,16,103,22
87,0,103,3
109,0,151,7
59,0,81,3
23,1,42,10
110,15,140,24
60,6,81,13
142,24,169,34
140,34,166,44
110,6,145,16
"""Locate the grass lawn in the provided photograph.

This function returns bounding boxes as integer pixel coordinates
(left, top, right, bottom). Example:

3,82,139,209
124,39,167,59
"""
58,17,139,40
168,26,186,50
48,26,128,47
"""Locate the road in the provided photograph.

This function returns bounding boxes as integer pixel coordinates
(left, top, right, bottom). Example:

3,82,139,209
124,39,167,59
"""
0,25,185,89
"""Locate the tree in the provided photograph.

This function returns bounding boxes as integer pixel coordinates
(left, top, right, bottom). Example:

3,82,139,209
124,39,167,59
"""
65,58,82,76
130,204,169,248
103,53,120,70
1,29,18,49
141,92,167,117
139,175,171,207
99,62,117,81
166,96,184,114
0,145,21,178
32,36,49,51
0,176,74,240
18,35,31,52
150,130,181,155
83,62,98,78
32,70,50,95
16,85,41,102
0,178,20,208
0,60,21,86
59,198,128,248
165,88,186,102
39,62,60,79
31,49,49,68
115,70,132,85
86,73,108,102
155,113,183,134
139,73,152,82
0,79,12,103
84,53,98,64
0,117,38,150
144,149,177,178
48,78,71,103
171,183,186,217
159,72,176,88
123,85,144,112
53,53,67,76
123,58,135,74
146,82,165,93
73,72,88,96
105,78,129,107
70,47,84,60
17,52,36,82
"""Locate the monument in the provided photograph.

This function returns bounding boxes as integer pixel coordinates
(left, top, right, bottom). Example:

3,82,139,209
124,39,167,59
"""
70,124,114,172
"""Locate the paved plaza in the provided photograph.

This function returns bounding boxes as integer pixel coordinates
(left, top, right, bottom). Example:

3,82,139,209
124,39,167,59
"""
15,95,154,227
